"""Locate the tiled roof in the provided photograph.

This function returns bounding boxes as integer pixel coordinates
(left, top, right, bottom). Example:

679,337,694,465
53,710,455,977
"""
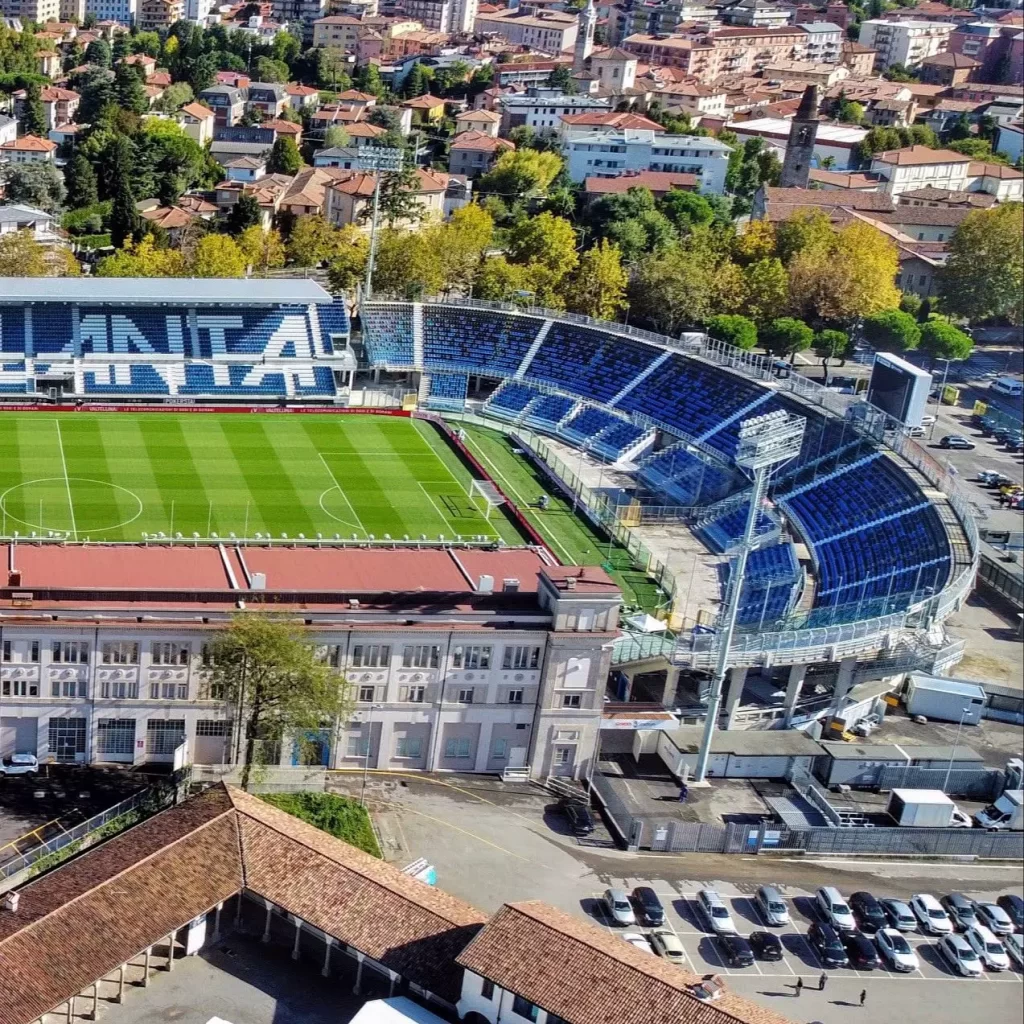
899,185,995,206
403,93,446,108
878,205,972,226
922,51,979,67
450,130,515,152
763,185,893,211
0,135,57,152
456,902,794,1024
561,111,665,131
968,160,1023,179
874,144,971,166
584,170,700,194
262,118,303,134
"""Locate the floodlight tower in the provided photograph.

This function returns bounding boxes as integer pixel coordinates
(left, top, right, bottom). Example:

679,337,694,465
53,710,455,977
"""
356,147,404,301
692,409,806,784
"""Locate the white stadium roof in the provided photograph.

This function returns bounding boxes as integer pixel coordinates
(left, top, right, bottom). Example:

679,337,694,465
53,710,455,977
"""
0,278,334,306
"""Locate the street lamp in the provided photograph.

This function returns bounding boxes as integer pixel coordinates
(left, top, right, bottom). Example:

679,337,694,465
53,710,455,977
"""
355,148,404,301
942,705,971,795
359,703,384,807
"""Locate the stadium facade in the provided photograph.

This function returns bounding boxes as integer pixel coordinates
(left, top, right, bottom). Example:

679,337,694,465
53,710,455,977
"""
0,280,978,776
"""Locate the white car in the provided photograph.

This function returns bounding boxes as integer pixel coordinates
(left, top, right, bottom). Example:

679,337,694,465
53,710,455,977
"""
938,934,983,977
1004,932,1023,968
875,927,920,973
603,888,636,926
965,924,1010,971
755,885,790,927
910,894,953,935
0,753,38,776
697,889,737,935
650,929,687,965
816,886,857,932
622,933,654,954
975,902,1015,937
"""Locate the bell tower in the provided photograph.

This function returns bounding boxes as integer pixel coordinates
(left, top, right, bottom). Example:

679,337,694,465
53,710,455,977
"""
779,84,820,189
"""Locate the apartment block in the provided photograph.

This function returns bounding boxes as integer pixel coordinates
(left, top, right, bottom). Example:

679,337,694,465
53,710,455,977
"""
858,18,956,71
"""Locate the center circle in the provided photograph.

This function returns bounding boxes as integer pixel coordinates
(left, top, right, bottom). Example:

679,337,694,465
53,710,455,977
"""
0,478,144,535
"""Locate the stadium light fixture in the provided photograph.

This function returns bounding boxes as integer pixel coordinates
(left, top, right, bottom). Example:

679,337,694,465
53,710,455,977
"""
355,147,404,301
692,410,806,785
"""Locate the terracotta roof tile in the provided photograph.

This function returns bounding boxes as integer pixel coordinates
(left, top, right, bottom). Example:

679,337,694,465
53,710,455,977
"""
874,144,971,166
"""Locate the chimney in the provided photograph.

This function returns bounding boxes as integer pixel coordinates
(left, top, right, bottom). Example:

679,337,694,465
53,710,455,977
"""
3,892,19,913
565,575,577,591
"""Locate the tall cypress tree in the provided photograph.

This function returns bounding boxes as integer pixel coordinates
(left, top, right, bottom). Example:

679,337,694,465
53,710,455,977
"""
19,82,47,137
65,152,99,209
109,137,141,249
115,62,149,115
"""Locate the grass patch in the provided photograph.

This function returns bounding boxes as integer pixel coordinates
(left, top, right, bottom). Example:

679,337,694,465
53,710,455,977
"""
260,791,381,858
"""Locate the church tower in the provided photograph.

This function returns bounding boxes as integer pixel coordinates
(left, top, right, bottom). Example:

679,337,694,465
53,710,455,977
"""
574,0,596,74
779,84,820,189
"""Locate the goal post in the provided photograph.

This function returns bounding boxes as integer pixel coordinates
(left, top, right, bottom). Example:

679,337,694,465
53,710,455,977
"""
468,479,506,522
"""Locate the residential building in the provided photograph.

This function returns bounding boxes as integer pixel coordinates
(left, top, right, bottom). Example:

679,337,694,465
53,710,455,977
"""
60,0,86,18
798,21,843,62
286,83,321,110
184,0,212,20
176,101,216,145
400,0,478,32
0,203,63,243
716,0,790,28
727,117,867,169
863,97,915,127
752,184,896,221
948,21,1021,83
588,46,638,92
793,1,849,30
454,107,501,136
898,185,996,208
874,202,971,241
840,40,877,75
36,49,61,77
0,135,58,164
313,13,363,48
649,80,728,117
13,86,80,132
137,0,182,29
606,0,714,47
857,19,957,71
313,144,363,168
272,0,328,41
966,159,1024,201
246,82,290,118
562,128,731,192
401,92,446,125
870,145,972,195
325,166,456,225
198,85,246,127
894,243,946,298
996,118,1023,163
473,6,579,53
919,50,979,84
760,60,849,87
558,109,664,140
84,0,137,21
583,168,700,200
0,114,17,148
499,88,610,135
449,129,514,176
224,155,268,182
2,0,60,20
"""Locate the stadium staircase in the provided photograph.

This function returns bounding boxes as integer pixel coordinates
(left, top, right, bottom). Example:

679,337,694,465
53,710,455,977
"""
514,320,551,379
608,350,672,408
412,304,425,369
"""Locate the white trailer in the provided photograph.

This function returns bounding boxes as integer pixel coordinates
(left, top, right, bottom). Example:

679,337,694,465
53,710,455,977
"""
886,788,956,828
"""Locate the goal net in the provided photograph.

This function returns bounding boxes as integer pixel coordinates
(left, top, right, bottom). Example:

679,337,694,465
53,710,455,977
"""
467,479,506,522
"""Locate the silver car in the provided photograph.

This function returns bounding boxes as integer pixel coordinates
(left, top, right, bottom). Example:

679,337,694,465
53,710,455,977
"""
697,889,737,935
755,885,790,927
602,888,636,927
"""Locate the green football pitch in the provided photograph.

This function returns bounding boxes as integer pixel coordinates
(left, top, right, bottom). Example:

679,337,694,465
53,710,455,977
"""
0,413,525,545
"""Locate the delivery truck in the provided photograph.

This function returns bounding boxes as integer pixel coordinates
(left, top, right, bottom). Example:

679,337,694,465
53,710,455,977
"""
886,789,960,828
974,790,1024,831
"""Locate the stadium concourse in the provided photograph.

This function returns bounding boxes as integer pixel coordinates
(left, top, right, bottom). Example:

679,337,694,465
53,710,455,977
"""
0,278,978,747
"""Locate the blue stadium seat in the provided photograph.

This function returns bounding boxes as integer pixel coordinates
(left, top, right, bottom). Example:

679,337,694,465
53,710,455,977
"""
728,543,801,627
637,447,737,507
523,394,576,431
699,503,779,553
360,303,415,365
422,308,543,377
484,381,543,419
425,372,468,411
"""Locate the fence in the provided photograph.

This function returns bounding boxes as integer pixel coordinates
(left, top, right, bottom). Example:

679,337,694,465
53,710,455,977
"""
876,765,1004,801
191,764,329,793
786,826,1024,859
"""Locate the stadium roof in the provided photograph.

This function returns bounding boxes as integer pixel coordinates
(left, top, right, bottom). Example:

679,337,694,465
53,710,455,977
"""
0,278,333,306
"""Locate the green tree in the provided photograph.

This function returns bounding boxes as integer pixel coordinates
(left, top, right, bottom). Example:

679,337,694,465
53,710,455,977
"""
836,97,864,125
114,61,149,115
628,246,722,334
940,203,1023,325
255,55,290,83
814,328,851,379
760,317,814,363
707,314,758,351
918,320,974,369
269,136,303,175
323,125,350,149
227,194,263,235
156,80,195,112
64,151,99,209
404,62,430,98
84,38,111,67
506,211,578,280
472,255,531,303
238,225,286,273
741,257,789,326
546,64,576,94
658,189,713,234
947,138,995,160
862,308,921,351
5,163,66,213
108,136,140,249
563,239,628,320
18,81,46,137
191,233,246,277
96,234,186,276
477,148,563,201
372,227,443,299
287,215,344,266
326,226,370,306
203,614,353,791
435,203,494,296
0,229,80,277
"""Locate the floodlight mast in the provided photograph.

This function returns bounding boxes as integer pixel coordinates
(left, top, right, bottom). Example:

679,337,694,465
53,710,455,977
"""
692,410,806,784
356,147,404,301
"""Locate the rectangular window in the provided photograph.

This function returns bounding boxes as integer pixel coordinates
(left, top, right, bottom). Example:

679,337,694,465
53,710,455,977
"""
481,978,495,1001
151,642,189,666
49,717,86,762
502,645,541,670
402,644,440,669
347,733,369,757
401,685,426,703
553,747,572,766
196,720,230,737
444,737,472,758
358,685,377,702
28,641,39,663
457,687,475,704
318,644,343,667
51,677,87,698
101,678,140,700
97,719,135,756
52,641,89,664
198,675,225,701
562,694,582,708
492,737,508,760
102,642,139,665
511,996,539,1022
351,644,391,668
395,736,422,758
452,645,491,669
2,678,38,697
157,680,189,700
146,719,186,755
507,689,523,704
1,640,9,663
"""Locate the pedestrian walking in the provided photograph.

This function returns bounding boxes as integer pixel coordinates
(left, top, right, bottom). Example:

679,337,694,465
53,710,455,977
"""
795,978,803,997
678,784,689,803
860,989,867,1008
818,971,827,991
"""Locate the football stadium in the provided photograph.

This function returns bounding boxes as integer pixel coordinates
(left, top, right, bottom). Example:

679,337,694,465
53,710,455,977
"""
0,276,979,783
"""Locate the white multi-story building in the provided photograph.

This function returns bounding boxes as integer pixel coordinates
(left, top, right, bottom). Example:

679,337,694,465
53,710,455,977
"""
473,6,578,53
184,0,212,21
1,0,60,21
562,128,731,192
870,144,972,196
0,545,619,782
85,0,137,21
499,88,610,135
858,18,956,71
400,0,477,33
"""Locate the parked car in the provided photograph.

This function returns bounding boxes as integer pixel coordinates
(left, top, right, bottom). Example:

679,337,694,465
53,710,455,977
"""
0,753,38,776
840,929,881,970
563,800,595,837
976,902,1015,937
622,932,654,955
941,893,978,932
632,886,665,927
921,414,936,427
697,889,737,935
880,898,918,932
749,930,784,961
650,929,686,965
755,885,790,927
816,887,857,932
983,472,1014,489
910,894,953,935
1004,932,1023,968
996,894,1024,931
875,927,919,973
808,921,849,968
849,892,887,933
938,435,975,450
965,924,1010,971
938,933,984,977
978,470,1002,484
717,933,755,968
602,888,636,926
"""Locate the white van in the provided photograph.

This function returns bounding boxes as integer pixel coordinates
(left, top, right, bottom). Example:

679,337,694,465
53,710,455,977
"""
990,377,1023,397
